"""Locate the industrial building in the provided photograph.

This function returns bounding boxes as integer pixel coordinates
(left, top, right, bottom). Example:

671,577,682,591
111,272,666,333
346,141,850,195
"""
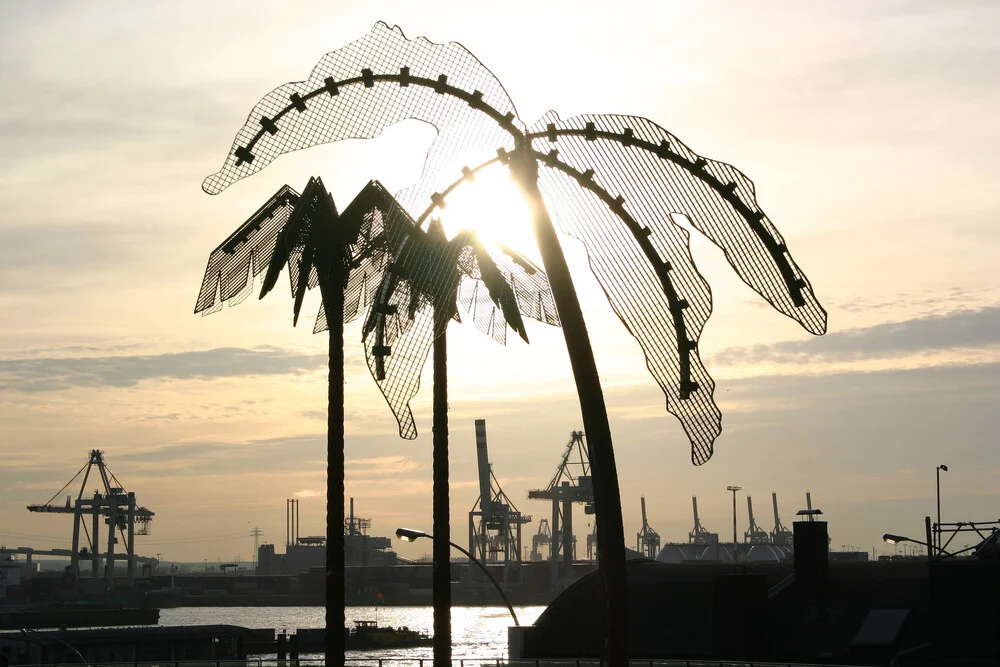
256,498,400,575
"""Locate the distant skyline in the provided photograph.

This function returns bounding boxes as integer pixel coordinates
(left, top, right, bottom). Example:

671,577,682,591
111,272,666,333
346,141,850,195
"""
1,1,997,563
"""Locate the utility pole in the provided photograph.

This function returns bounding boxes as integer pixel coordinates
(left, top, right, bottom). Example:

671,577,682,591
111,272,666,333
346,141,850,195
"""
726,485,742,564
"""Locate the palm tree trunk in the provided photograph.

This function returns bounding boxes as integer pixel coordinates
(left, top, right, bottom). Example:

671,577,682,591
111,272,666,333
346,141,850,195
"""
432,324,452,667
513,152,629,666
324,280,346,667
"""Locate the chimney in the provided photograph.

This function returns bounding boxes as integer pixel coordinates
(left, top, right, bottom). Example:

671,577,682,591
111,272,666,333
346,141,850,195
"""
793,519,829,590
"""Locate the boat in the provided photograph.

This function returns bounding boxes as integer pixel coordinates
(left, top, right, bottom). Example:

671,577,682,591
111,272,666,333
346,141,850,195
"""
296,621,433,652
346,620,432,650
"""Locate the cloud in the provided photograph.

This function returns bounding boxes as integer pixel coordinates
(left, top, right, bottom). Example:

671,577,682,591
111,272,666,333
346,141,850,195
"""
711,306,1000,366
0,347,325,392
346,455,424,476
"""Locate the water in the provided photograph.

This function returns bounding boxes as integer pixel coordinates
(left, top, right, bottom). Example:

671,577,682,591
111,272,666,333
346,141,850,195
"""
158,606,545,660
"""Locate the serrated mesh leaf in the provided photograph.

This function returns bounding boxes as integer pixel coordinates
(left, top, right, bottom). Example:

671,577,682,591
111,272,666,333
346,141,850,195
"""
529,113,827,336
362,218,559,439
202,21,520,222
527,112,826,463
536,162,721,463
195,185,299,314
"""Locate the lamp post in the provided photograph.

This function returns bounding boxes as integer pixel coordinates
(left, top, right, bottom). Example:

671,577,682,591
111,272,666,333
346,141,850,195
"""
20,628,86,664
936,464,948,552
726,485,742,564
883,516,950,564
396,528,520,627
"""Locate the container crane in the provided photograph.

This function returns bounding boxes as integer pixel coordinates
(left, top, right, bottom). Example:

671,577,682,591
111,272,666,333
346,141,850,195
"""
527,430,593,576
468,420,531,568
688,496,714,544
530,519,551,562
743,495,769,544
26,450,154,589
636,497,661,558
586,522,597,561
770,492,793,546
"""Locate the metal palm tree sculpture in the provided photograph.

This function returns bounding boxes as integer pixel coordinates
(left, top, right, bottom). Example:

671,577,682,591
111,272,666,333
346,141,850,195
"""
359,212,557,667
201,22,827,665
195,176,556,666
195,176,398,663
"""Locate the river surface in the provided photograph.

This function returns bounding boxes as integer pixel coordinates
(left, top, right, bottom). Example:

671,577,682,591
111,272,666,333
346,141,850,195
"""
159,606,545,660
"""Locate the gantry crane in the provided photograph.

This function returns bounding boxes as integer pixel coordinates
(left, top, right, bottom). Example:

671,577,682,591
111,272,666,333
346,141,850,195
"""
27,450,154,589
744,495,769,544
468,420,531,568
636,496,661,558
770,492,793,546
527,431,593,576
586,522,598,561
530,519,551,562
688,496,714,545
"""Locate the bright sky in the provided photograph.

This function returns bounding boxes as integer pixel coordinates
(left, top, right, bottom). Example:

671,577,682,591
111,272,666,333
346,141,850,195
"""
1,1,998,564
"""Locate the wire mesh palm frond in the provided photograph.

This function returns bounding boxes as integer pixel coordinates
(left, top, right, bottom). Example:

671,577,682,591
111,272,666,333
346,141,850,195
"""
526,111,826,464
314,180,416,334
202,21,520,221
194,185,300,315
361,218,559,440
259,176,341,326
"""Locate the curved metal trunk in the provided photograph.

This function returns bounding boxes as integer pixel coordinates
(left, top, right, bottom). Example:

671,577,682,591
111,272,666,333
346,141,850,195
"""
432,327,452,667
513,149,629,666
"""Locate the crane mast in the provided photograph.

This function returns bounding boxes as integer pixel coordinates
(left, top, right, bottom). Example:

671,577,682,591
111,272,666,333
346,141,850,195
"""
636,496,661,558
688,496,713,544
468,419,531,573
770,492,793,546
744,495,769,544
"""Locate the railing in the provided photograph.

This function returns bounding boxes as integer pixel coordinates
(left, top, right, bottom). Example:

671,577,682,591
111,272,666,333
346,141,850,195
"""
11,659,865,667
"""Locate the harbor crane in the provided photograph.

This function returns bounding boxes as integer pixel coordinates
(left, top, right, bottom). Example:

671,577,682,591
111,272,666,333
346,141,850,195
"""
636,497,661,558
27,450,154,589
688,496,715,545
527,430,593,576
586,522,597,561
744,496,769,544
530,519,552,562
770,492,793,546
468,420,531,569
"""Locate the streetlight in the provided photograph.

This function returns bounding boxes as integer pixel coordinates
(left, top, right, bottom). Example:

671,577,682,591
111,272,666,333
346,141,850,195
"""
936,464,949,551
20,628,86,664
726,486,741,564
883,516,951,562
396,528,519,626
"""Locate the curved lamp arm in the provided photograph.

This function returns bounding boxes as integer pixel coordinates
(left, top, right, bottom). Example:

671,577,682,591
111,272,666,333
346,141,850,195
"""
396,527,520,626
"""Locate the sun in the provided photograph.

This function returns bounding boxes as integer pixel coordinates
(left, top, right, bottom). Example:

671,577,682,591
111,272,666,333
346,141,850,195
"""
434,164,540,261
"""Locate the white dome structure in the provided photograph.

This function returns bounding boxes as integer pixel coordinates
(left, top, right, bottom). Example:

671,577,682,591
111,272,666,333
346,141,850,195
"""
655,545,689,563
745,544,784,563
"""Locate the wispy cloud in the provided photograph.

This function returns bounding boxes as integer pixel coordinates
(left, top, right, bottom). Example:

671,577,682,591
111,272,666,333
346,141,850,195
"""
0,347,325,392
711,306,1000,366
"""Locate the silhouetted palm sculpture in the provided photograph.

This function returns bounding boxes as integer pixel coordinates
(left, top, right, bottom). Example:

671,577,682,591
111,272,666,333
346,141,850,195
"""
196,177,400,663
359,212,556,667
196,176,555,667
202,22,827,666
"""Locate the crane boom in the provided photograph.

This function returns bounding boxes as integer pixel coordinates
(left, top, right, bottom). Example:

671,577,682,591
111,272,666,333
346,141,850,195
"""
475,419,493,520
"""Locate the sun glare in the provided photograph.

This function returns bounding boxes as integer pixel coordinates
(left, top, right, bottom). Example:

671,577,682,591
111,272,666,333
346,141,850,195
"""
434,165,540,262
